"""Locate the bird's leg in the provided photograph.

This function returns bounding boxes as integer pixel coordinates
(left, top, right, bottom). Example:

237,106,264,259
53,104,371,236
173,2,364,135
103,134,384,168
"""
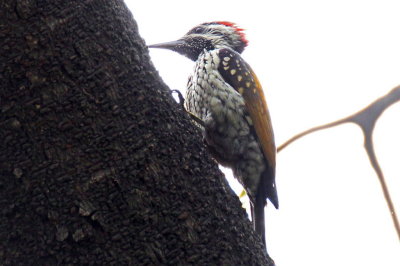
171,90,205,127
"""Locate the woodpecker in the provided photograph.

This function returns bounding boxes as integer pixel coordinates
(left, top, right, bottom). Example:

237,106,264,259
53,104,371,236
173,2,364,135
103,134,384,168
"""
149,22,278,247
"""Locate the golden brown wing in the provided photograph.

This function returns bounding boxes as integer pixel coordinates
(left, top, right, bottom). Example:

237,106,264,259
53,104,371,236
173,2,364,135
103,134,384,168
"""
217,48,276,171
243,68,276,169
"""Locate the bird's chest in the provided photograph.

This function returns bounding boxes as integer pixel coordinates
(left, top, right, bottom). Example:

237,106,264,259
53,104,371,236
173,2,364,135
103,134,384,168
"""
185,51,246,123
184,50,253,163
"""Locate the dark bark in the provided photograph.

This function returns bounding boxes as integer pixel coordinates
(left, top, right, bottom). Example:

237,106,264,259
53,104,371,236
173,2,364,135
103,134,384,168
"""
0,0,274,265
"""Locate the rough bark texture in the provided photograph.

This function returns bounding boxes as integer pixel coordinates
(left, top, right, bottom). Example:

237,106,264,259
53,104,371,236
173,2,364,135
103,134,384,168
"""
0,0,274,265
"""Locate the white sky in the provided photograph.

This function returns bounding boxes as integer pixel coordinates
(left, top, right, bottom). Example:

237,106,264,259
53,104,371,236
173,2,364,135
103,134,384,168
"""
125,1,400,265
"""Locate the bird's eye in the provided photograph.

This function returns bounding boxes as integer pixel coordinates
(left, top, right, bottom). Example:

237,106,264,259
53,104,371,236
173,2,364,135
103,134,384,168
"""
192,27,203,34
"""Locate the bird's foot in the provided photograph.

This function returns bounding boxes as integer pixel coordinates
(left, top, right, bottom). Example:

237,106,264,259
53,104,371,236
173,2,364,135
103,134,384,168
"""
171,90,205,127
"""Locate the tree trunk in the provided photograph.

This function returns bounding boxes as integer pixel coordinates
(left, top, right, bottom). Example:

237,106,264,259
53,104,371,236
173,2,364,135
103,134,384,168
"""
0,0,274,264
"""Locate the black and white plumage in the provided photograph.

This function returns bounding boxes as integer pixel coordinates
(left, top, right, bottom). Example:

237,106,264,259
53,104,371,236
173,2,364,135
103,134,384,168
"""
149,21,278,247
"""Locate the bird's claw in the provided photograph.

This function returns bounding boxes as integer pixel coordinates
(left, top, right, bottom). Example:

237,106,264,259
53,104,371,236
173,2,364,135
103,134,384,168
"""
171,89,185,109
171,89,205,127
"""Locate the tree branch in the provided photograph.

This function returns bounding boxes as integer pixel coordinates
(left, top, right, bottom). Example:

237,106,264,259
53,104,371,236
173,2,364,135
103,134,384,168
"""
278,85,400,241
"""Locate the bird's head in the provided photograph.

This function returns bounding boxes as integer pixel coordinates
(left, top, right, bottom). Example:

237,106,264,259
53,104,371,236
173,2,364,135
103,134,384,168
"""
148,21,248,61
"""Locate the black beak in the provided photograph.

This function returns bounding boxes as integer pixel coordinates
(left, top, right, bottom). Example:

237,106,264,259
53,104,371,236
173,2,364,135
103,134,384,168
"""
148,38,203,61
148,40,186,50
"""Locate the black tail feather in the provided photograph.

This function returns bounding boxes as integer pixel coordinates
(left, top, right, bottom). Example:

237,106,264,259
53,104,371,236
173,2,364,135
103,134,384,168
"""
268,181,279,209
253,199,266,247
251,168,278,249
